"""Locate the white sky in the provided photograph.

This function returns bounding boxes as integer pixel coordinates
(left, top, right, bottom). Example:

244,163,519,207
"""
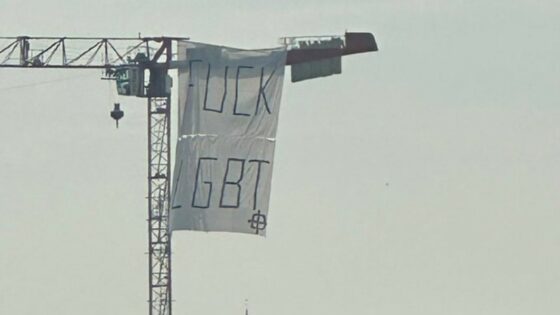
0,1,559,315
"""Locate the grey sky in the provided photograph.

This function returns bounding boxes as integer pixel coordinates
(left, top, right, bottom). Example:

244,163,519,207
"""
1,1,559,314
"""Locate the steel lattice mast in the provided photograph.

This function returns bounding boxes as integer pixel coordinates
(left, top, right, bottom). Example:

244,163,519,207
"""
148,96,172,315
0,33,377,315
145,39,174,315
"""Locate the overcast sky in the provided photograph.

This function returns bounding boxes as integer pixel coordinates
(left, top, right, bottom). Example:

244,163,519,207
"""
1,1,559,315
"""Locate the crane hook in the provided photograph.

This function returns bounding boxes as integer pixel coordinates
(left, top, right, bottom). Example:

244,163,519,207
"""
110,103,124,128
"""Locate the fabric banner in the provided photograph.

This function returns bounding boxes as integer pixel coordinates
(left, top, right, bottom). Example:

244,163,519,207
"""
170,42,287,236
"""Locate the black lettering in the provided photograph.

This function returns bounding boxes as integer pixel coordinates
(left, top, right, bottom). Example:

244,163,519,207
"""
203,65,228,113
248,159,270,210
233,65,254,116
255,67,276,115
171,160,184,209
192,157,218,208
188,59,202,87
219,158,246,208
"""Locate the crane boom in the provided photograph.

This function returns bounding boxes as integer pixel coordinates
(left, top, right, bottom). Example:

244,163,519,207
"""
0,33,377,69
0,36,186,68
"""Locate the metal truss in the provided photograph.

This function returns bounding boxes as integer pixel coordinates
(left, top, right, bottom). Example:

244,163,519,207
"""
0,36,187,69
0,33,377,70
148,96,172,315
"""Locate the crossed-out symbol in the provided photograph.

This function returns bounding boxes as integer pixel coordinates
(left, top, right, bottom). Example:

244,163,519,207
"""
248,210,267,234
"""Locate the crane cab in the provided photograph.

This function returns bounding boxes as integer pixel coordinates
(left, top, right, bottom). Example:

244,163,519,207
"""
115,66,145,97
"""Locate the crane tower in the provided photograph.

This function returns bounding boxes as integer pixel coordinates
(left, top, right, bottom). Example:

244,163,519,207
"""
0,33,377,315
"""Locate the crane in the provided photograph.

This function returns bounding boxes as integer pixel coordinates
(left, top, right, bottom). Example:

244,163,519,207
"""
0,32,378,315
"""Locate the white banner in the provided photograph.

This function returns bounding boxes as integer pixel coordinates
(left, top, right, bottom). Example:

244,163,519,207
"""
170,42,287,236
